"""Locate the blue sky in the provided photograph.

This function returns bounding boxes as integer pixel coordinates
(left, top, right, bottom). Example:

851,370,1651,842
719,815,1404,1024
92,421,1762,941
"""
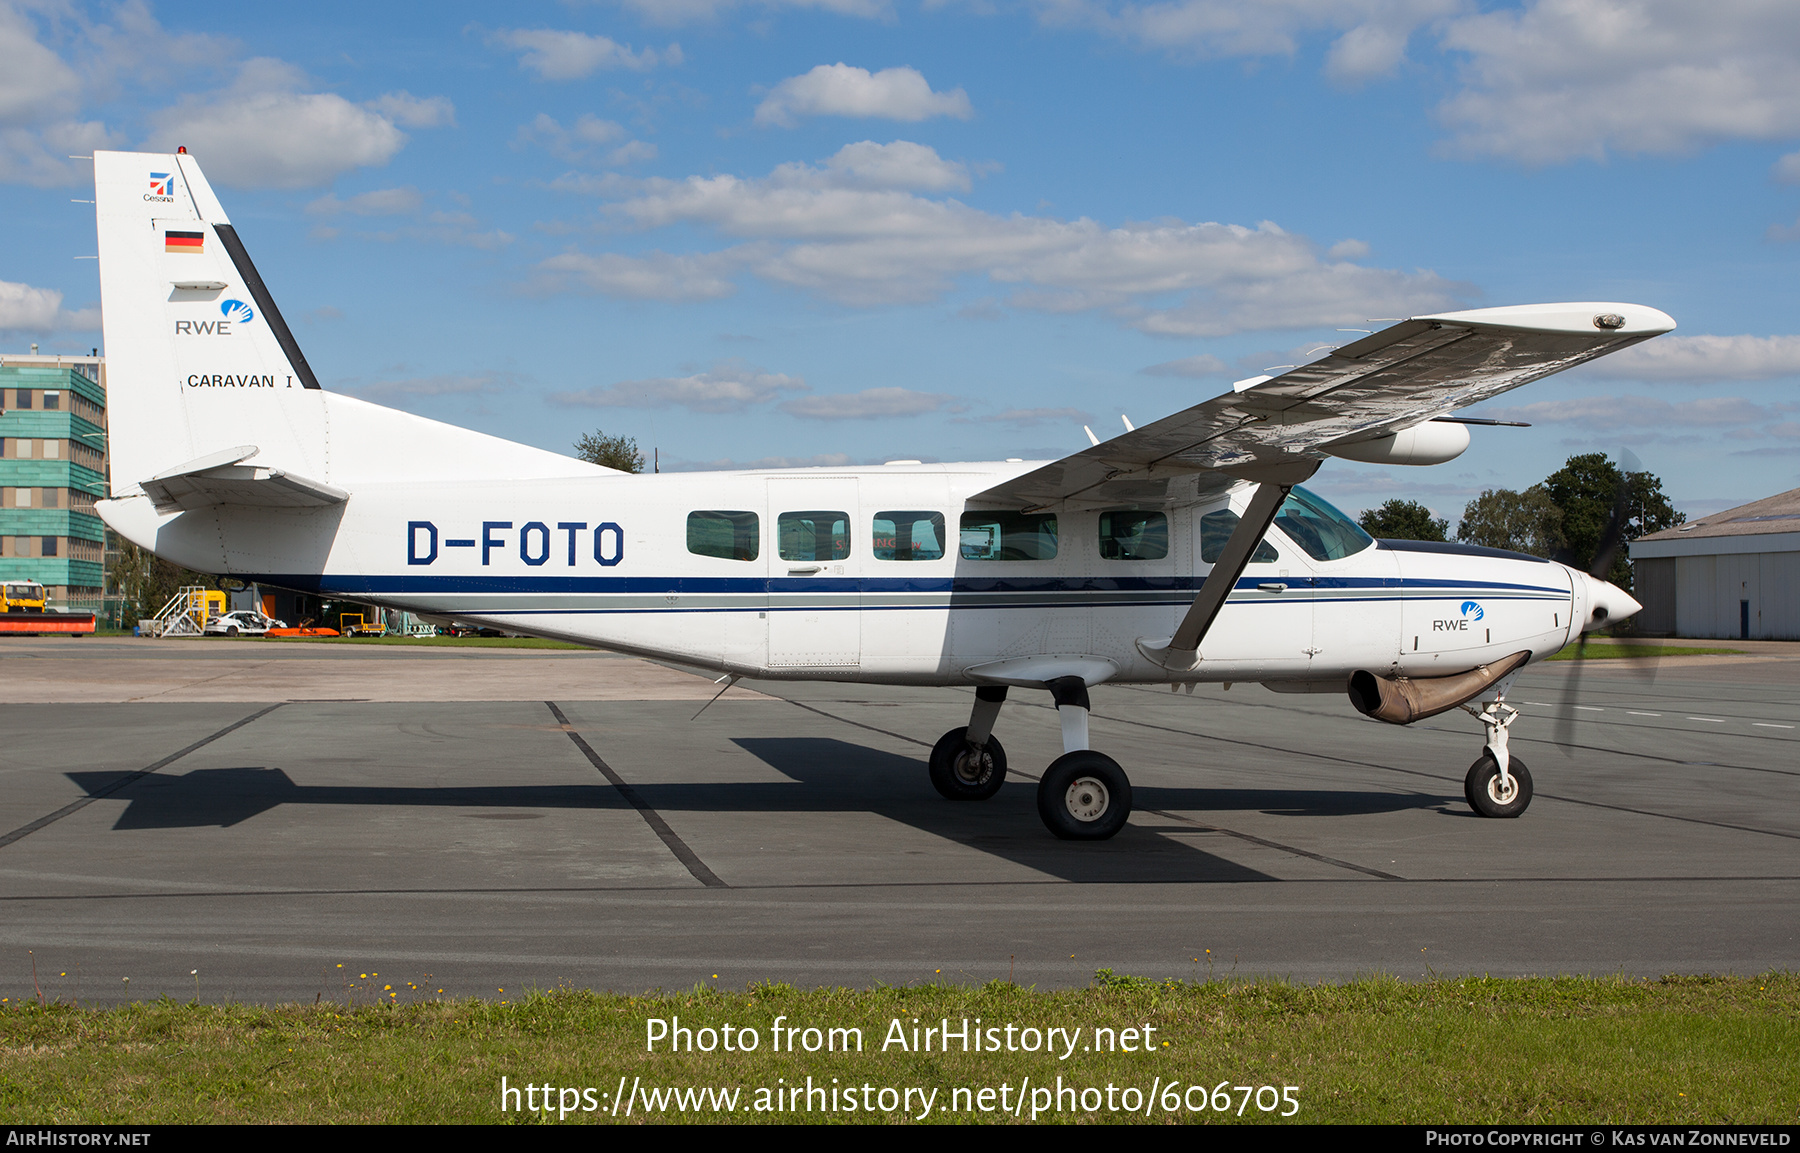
5,0,1799,523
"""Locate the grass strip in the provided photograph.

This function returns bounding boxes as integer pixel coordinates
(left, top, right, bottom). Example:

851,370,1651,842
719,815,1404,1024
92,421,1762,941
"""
3,973,1796,1124
1547,643,1744,660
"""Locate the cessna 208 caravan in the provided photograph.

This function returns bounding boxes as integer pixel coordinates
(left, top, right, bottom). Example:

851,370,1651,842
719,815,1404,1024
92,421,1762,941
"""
93,149,1664,841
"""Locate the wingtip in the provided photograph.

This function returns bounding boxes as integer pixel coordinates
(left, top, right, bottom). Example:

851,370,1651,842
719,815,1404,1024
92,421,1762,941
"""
1415,302,1675,337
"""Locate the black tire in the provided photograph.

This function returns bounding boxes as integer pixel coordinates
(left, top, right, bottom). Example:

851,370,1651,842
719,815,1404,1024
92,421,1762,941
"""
1465,753,1532,818
226,625,240,636
928,727,1007,800
1037,751,1132,840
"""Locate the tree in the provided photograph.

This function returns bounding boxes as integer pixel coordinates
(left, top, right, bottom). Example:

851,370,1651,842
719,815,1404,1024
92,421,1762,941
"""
1540,453,1684,589
1357,499,1448,542
574,430,644,473
108,537,220,627
1456,485,1565,557
1543,453,1624,577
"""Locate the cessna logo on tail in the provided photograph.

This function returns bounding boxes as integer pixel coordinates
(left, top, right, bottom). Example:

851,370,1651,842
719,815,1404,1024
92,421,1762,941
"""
146,172,175,201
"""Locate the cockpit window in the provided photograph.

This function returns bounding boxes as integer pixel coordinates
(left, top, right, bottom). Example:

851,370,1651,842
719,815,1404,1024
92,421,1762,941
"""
1272,486,1374,562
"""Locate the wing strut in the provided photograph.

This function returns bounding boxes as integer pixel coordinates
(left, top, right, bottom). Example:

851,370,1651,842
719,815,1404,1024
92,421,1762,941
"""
1137,460,1317,673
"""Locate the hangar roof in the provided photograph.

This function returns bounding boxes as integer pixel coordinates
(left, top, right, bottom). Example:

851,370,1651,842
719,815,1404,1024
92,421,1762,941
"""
1640,487,1800,544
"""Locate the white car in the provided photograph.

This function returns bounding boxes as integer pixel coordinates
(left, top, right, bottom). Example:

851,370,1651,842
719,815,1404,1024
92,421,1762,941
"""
203,611,286,636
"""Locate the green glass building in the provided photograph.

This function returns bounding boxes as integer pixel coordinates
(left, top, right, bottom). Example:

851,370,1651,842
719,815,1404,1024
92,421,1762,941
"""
0,355,107,610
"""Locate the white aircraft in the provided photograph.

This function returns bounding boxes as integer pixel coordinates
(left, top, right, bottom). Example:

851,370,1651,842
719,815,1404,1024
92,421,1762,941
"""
93,149,1663,841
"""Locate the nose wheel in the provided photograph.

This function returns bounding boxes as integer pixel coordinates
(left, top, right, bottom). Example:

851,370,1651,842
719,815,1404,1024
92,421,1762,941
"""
1460,683,1533,818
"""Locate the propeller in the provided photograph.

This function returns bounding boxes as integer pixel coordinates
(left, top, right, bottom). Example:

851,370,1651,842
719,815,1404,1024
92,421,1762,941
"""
1553,448,1658,754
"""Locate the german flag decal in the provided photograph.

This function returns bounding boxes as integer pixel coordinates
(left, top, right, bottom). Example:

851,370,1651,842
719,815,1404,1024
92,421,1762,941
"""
165,230,205,254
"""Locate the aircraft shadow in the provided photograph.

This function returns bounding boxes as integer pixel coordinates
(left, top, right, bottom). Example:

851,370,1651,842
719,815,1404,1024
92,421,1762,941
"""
63,736,1427,883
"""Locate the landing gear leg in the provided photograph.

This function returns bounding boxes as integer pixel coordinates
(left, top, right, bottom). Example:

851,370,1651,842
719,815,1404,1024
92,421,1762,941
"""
1037,677,1132,840
1460,677,1533,818
929,686,1008,800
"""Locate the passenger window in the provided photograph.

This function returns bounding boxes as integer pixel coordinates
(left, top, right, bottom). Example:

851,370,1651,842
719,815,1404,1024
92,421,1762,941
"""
778,511,850,561
686,510,759,561
959,511,1056,560
873,511,945,561
1098,510,1167,560
1199,508,1279,564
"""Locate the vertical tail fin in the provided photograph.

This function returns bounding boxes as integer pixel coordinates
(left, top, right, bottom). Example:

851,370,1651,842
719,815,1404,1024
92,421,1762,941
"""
95,149,330,494
94,149,605,501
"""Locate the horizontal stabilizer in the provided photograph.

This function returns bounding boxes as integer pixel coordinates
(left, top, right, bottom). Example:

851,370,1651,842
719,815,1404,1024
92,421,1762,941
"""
141,445,348,513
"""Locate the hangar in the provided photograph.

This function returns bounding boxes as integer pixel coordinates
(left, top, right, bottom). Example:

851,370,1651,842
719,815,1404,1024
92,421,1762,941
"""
1632,487,1800,640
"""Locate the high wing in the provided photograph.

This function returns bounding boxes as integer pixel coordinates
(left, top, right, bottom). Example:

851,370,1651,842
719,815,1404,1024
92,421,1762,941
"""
971,302,1675,510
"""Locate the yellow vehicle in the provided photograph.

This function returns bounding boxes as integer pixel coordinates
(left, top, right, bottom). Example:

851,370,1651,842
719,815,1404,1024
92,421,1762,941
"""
2,581,48,613
336,610,386,638
0,581,94,635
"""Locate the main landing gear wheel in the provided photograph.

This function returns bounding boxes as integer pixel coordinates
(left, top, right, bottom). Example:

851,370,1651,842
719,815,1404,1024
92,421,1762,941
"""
1037,751,1132,841
1465,753,1532,818
929,727,1008,801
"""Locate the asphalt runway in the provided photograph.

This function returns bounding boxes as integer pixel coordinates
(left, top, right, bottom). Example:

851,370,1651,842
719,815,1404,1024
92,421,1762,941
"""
2,636,1796,1004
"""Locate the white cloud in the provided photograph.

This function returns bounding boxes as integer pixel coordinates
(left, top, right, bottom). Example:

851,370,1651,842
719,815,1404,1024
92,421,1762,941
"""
955,406,1094,427
144,59,408,189
534,249,746,301
0,5,129,186
755,64,973,127
1030,0,1462,82
306,187,424,216
491,29,675,80
352,372,518,403
1775,152,1800,184
364,211,515,251
1578,334,1800,382
1031,1,1800,164
1141,353,1231,377
0,5,81,126
1436,0,1800,163
781,387,960,419
550,362,807,413
615,0,892,25
366,91,456,129
813,139,971,191
1484,394,1788,432
546,142,1467,331
516,113,655,168
0,280,99,332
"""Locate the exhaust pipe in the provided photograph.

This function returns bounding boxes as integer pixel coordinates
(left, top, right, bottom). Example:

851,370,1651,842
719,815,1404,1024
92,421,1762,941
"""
1347,651,1531,725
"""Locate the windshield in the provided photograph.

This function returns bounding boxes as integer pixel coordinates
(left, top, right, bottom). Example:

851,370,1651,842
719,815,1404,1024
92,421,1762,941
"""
1271,486,1374,562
